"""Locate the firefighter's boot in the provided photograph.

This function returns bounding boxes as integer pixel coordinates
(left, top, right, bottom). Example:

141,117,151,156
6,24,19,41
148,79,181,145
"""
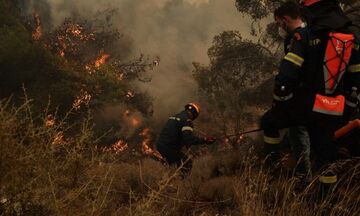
264,135,282,165
319,170,337,200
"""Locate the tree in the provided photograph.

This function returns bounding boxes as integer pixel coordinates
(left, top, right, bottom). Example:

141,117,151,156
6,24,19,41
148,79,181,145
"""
193,31,277,143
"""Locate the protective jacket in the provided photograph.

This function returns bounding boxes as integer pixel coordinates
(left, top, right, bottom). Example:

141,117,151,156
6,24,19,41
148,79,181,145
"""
262,25,360,168
263,0,360,187
157,111,204,156
273,26,360,118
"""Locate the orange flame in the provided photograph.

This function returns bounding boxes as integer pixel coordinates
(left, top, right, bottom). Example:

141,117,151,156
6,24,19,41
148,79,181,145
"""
95,53,110,68
47,22,95,58
139,128,163,160
52,132,65,145
45,115,55,127
68,26,81,36
72,90,92,110
32,12,42,41
104,140,129,154
126,91,135,98
131,117,141,127
117,73,124,81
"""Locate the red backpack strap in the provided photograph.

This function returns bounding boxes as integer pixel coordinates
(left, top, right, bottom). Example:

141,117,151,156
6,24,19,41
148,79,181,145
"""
323,32,355,94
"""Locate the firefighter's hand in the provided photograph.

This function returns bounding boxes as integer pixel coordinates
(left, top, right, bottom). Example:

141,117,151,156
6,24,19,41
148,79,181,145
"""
204,136,217,144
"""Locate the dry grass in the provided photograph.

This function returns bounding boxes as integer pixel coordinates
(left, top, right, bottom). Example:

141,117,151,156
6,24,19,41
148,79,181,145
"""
1,99,360,216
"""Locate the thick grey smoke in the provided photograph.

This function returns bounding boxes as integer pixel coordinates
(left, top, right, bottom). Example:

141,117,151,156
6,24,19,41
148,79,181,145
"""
25,0,252,122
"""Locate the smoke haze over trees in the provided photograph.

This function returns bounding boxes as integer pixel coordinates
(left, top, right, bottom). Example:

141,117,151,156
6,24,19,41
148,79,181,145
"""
21,0,255,120
1,0,360,215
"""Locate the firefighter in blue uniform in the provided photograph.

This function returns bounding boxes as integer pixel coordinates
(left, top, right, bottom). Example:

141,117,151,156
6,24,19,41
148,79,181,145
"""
261,0,360,194
299,0,360,192
279,4,313,184
157,103,216,172
261,1,311,166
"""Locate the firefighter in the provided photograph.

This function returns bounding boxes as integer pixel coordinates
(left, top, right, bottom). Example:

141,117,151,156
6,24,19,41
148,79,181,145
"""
299,0,360,196
277,2,313,184
261,0,360,194
299,0,360,122
156,103,216,173
261,1,311,168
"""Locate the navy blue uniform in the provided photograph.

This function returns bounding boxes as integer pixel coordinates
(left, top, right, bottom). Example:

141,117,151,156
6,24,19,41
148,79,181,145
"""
261,26,360,176
261,27,311,162
284,32,312,182
157,111,204,168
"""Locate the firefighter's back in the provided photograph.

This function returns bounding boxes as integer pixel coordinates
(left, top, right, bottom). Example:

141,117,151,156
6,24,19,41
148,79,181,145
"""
157,111,187,153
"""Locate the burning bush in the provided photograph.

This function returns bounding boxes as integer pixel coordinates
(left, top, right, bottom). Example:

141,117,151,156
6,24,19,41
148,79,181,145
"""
1,0,157,117
0,97,167,215
0,1,159,150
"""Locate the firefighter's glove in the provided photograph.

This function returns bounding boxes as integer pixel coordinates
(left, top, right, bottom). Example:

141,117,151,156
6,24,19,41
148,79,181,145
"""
204,136,217,144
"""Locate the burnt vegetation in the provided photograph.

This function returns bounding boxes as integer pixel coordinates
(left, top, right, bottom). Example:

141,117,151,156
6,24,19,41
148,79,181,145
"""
1,0,360,215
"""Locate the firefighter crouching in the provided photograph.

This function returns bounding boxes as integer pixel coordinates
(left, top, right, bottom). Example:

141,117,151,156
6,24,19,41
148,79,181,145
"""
156,103,216,173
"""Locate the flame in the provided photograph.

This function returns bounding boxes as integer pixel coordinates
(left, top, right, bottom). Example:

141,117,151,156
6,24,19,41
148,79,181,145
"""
45,115,55,127
67,25,82,36
46,22,95,58
64,23,94,40
85,64,95,74
46,114,66,145
126,91,135,98
72,90,92,110
139,128,163,160
117,73,124,81
85,52,110,73
95,53,110,68
52,132,65,145
55,35,67,58
104,140,129,154
131,117,141,127
32,12,42,41
123,110,141,129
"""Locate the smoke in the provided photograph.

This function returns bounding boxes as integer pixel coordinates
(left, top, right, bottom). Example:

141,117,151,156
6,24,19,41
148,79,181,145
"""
23,0,252,122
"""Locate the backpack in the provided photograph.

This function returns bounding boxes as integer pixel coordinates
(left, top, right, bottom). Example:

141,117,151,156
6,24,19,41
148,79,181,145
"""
312,32,355,116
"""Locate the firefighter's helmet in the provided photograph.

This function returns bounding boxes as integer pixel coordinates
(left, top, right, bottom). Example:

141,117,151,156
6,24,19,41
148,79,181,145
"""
299,0,339,7
185,103,201,120
299,0,321,6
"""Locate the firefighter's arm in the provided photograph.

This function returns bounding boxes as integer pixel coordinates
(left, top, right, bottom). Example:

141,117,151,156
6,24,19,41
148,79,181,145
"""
181,120,205,146
273,32,305,106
